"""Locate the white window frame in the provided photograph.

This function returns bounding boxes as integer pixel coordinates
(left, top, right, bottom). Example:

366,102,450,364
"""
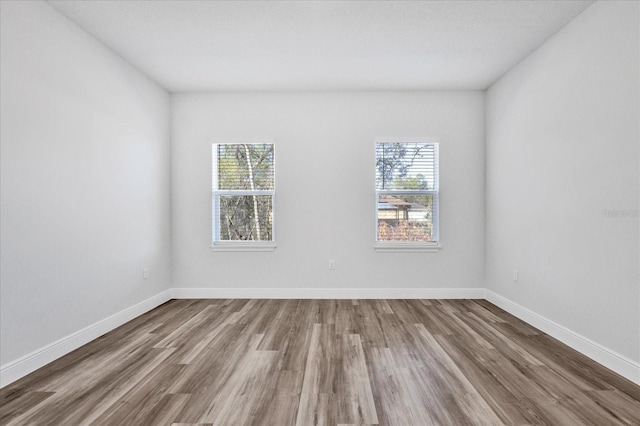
374,138,441,252
211,142,276,252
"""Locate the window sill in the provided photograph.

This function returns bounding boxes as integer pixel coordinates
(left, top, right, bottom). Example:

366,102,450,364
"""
374,242,441,252
211,242,277,252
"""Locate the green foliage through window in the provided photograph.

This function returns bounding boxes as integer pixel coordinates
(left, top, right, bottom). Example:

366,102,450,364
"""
213,144,274,242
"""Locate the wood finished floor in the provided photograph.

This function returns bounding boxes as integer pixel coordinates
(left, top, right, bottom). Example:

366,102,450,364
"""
1,299,639,426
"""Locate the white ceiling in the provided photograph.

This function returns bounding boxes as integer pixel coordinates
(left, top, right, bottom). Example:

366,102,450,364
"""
47,0,594,92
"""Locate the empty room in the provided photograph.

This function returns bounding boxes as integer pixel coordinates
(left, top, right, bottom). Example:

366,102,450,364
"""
1,0,639,424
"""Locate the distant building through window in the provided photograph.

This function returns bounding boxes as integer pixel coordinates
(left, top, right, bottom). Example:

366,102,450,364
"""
375,141,439,246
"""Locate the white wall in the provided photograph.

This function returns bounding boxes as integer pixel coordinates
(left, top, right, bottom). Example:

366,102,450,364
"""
172,92,485,292
0,1,172,367
486,0,639,364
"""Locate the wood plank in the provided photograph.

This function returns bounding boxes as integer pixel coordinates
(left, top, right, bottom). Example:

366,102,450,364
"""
296,323,338,425
211,349,280,425
410,323,504,425
367,346,436,425
336,334,378,424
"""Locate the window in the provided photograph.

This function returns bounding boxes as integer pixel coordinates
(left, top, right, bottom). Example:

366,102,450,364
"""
375,140,439,251
212,143,275,251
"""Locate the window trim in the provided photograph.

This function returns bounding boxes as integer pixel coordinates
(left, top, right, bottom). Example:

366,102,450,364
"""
374,139,440,252
373,241,441,252
211,142,276,251
210,241,277,252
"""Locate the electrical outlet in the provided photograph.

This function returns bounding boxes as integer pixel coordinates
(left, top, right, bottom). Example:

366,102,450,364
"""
143,268,149,280
513,269,519,282
329,260,335,270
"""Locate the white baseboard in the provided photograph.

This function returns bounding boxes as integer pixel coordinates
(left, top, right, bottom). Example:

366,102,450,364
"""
170,287,485,299
485,290,640,386
0,290,172,388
